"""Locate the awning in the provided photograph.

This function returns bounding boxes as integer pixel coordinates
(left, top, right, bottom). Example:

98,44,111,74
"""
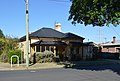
69,42,86,46
31,40,67,46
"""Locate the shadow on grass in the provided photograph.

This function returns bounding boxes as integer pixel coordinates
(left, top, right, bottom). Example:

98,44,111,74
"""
63,60,120,76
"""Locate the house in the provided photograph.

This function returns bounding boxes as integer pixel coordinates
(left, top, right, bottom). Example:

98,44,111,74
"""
101,36,120,53
19,23,95,61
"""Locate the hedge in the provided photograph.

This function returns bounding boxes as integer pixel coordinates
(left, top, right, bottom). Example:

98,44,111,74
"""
8,50,23,64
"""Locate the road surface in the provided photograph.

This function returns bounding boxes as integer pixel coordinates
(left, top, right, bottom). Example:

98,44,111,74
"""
0,65,120,81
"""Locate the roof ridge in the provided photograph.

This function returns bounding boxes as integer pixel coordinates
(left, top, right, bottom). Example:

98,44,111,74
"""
41,27,65,34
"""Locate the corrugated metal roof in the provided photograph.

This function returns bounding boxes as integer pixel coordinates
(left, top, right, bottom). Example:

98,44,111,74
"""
102,43,120,47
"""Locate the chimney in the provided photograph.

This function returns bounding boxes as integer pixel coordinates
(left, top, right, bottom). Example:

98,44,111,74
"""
55,23,61,32
113,36,116,43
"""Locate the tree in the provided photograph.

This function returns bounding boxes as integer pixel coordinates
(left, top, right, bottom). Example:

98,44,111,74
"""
0,38,5,55
0,29,5,55
0,29,4,38
68,0,120,27
0,29,19,62
0,36,19,62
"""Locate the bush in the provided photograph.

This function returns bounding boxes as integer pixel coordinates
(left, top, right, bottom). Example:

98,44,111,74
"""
0,50,8,63
8,50,23,64
35,51,54,63
53,56,60,62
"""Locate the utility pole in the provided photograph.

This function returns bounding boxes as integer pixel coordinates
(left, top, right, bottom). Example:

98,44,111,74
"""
26,0,29,68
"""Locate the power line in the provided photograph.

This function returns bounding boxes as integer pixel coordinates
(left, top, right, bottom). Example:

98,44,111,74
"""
48,0,70,7
111,26,120,38
48,0,70,3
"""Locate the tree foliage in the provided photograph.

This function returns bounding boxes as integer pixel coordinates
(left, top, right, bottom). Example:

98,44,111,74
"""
0,29,4,38
0,38,5,55
8,50,22,64
68,0,120,27
0,33,19,62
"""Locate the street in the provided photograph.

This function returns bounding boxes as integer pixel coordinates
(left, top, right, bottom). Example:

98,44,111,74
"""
0,64,120,81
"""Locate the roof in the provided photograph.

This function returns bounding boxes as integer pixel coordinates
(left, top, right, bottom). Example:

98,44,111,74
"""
63,33,85,39
31,40,67,46
20,28,65,41
19,28,84,41
101,40,120,47
102,43,120,47
84,42,96,46
69,42,96,46
101,39,120,47
69,42,86,46
30,28,64,38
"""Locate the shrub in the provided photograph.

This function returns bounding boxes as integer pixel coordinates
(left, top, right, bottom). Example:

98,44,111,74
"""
35,52,43,62
35,51,54,63
8,50,23,64
0,50,8,63
53,55,60,62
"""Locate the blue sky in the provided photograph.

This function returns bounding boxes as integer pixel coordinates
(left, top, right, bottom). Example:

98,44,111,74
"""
0,0,120,43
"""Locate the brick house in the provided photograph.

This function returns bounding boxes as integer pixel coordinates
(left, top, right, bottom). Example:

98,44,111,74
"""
19,24,95,61
101,36,120,53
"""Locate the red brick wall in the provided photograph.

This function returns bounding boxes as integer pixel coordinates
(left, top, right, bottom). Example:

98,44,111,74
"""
102,47,116,53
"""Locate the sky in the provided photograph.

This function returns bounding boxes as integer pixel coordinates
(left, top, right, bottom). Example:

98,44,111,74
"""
0,0,120,44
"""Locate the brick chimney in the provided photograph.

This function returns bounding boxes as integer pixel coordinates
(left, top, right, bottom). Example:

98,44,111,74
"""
55,23,61,32
113,36,116,43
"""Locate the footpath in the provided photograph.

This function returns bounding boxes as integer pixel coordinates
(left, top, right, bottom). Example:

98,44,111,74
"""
0,62,64,71
0,59,120,71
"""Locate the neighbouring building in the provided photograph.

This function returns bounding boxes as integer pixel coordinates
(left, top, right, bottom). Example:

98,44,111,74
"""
19,24,96,61
101,36,120,53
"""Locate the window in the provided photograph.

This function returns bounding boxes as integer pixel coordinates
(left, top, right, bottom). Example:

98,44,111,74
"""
76,47,79,54
36,46,40,52
50,46,54,53
42,46,45,52
46,46,49,51
70,47,74,54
